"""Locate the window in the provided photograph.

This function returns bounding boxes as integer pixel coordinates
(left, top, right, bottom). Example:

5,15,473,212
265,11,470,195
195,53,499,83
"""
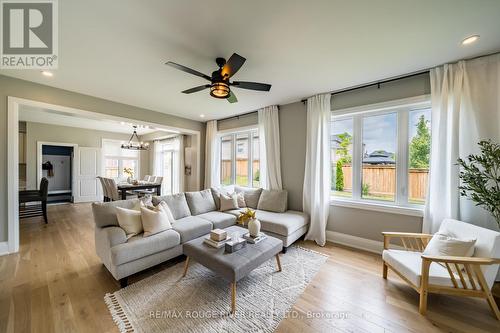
331,98,431,208
102,139,140,180
219,129,260,187
153,137,183,195
331,118,353,198
408,109,431,204
362,113,397,202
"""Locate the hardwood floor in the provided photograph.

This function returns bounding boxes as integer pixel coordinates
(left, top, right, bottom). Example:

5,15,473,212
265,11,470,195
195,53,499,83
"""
1,203,499,333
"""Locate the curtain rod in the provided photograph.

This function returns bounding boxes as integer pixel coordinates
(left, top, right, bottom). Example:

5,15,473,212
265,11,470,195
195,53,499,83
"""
300,50,500,103
300,70,430,103
216,105,280,123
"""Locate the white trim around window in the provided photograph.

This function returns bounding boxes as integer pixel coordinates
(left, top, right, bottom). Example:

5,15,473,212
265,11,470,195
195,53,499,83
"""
218,127,260,188
330,95,431,216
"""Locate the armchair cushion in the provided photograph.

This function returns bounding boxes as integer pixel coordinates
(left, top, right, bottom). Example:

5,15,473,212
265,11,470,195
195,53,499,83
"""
423,233,476,257
383,249,471,288
438,219,500,289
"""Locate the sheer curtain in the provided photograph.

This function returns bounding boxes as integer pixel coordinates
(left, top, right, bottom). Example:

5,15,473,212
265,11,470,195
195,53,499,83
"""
151,140,161,178
152,136,184,195
303,94,331,246
424,54,500,233
258,105,282,190
204,120,220,189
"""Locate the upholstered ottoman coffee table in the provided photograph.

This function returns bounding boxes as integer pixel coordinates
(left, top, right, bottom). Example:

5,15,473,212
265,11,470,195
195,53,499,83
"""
182,225,283,314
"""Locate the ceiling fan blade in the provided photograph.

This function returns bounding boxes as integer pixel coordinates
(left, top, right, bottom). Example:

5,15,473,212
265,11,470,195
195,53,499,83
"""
232,81,271,91
182,84,210,94
221,53,246,78
227,90,238,103
165,61,211,81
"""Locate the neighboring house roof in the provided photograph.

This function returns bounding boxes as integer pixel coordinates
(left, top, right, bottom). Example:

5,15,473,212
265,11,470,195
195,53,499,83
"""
363,150,395,164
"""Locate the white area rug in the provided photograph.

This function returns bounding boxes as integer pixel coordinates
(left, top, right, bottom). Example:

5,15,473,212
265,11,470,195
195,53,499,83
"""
105,246,328,333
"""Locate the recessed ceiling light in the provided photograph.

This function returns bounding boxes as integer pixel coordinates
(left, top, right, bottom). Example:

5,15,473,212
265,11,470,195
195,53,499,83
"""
41,71,53,77
200,114,205,118
462,35,480,45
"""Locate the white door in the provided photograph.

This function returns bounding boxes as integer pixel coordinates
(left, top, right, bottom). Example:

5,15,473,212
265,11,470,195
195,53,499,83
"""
74,147,101,202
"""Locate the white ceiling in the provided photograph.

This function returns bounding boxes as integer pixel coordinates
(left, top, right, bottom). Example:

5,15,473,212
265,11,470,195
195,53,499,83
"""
2,0,500,121
19,105,172,135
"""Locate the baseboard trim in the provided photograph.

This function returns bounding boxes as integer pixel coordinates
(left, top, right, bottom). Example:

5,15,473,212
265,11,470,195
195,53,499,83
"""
326,230,383,254
0,241,9,256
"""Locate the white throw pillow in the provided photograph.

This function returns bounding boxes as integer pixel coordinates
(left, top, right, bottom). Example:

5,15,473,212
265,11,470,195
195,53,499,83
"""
219,193,239,211
235,192,246,208
423,233,476,257
141,205,172,237
158,201,176,224
116,206,143,239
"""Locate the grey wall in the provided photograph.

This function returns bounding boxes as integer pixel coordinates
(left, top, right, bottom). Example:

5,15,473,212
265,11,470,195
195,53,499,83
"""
0,74,205,242
327,207,422,242
331,72,430,110
217,113,258,131
279,102,307,211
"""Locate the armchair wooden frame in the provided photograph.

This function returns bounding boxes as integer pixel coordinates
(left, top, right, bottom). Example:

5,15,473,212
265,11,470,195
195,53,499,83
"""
382,232,500,320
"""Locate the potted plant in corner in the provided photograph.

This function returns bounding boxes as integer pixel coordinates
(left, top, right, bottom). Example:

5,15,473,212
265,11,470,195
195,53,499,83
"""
457,139,500,228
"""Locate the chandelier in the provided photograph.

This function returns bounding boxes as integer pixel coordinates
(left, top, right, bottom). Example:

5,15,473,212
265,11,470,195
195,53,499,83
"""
121,126,149,150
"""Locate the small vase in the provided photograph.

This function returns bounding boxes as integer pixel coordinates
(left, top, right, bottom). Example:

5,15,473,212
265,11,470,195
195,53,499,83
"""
248,218,261,237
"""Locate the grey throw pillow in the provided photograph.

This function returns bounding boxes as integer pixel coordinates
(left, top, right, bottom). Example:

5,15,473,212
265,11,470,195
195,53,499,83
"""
185,189,217,215
257,189,288,213
219,193,239,211
235,186,262,209
153,193,191,220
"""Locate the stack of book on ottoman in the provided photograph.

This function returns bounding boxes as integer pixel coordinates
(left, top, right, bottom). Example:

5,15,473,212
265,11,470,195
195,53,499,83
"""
204,229,231,248
243,232,267,244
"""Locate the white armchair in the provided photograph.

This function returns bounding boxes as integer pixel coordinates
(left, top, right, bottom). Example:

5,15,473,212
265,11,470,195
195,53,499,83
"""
382,219,500,319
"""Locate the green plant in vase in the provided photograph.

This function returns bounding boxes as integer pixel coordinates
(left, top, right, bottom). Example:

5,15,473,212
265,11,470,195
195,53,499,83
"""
457,140,500,227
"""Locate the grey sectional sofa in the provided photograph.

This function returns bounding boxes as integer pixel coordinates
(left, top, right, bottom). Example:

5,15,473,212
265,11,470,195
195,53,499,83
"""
92,186,309,286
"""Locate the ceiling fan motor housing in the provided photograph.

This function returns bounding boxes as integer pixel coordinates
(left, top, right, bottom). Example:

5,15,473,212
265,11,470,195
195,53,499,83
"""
210,67,230,98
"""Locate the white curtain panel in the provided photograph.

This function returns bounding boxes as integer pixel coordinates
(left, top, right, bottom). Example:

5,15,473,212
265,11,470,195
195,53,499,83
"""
152,137,184,195
204,120,220,189
303,94,331,246
424,54,500,233
258,105,283,190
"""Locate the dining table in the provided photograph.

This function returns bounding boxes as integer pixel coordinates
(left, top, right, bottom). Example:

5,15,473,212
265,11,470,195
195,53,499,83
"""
117,182,162,200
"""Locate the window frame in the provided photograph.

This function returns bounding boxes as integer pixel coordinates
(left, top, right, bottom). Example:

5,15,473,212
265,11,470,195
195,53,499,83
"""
102,139,141,180
330,95,431,216
217,126,259,188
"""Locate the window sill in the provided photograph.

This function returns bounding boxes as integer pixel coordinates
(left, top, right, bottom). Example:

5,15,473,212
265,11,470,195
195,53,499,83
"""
330,198,424,217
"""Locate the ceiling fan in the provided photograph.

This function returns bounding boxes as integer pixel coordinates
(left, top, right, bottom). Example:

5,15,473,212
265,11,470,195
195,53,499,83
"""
165,53,271,103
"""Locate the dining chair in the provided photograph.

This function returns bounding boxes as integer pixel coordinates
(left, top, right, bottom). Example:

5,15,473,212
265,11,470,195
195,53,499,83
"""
104,178,137,201
97,177,109,202
143,175,152,182
19,177,49,223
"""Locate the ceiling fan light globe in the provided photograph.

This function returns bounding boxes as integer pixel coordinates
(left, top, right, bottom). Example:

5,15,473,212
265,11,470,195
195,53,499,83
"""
210,82,230,99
